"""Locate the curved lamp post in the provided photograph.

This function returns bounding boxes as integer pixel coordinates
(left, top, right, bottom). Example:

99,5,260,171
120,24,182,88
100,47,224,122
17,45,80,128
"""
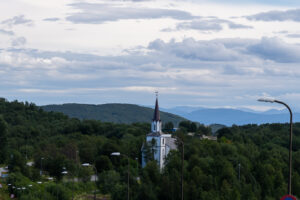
111,152,129,200
82,163,98,200
258,98,293,195
61,169,68,189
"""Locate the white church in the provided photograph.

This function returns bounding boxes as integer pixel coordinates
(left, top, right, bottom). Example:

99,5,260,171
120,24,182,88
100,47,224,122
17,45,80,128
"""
141,95,177,170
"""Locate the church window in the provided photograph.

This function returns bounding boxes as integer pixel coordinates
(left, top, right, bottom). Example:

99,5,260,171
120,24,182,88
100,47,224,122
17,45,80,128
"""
162,138,164,145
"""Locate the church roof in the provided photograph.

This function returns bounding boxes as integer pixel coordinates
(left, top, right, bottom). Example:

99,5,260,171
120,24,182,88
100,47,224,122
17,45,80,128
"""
153,97,160,121
147,132,161,137
165,137,177,150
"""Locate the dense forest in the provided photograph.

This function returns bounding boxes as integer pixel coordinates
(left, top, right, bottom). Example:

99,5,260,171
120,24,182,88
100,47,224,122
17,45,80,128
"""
0,98,299,199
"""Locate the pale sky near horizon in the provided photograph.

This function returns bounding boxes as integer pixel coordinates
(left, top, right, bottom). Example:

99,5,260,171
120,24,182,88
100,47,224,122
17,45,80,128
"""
1,0,300,111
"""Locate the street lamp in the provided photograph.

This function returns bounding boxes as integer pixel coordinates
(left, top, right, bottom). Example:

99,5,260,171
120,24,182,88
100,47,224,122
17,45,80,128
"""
111,152,130,200
28,185,32,198
61,169,68,187
61,171,68,175
175,137,184,200
81,163,97,200
258,98,293,195
61,169,68,199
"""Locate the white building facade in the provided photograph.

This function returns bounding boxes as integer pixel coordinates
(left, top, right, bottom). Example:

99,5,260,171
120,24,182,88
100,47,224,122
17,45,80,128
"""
141,96,176,170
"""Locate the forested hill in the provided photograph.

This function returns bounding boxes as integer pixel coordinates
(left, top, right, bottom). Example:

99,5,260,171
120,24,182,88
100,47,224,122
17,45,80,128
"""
0,98,300,199
41,103,185,125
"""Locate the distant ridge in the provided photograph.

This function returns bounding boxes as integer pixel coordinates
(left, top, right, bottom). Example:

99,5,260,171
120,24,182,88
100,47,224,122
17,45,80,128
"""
162,107,300,126
42,104,300,126
41,103,186,125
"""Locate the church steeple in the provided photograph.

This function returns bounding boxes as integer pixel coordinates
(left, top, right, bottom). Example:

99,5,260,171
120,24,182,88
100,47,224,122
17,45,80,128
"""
151,92,162,133
153,94,160,121
142,93,177,170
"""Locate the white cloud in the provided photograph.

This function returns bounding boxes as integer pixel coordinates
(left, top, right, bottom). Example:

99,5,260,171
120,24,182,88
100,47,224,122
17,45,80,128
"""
0,29,14,35
286,33,300,38
66,2,194,24
176,19,223,31
247,37,300,62
148,38,242,61
0,35,298,107
11,37,27,46
43,18,60,22
247,8,300,22
165,18,252,32
2,15,33,27
1,0,300,109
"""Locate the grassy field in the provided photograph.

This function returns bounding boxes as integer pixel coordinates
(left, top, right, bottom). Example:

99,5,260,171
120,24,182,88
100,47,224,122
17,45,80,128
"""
75,193,110,200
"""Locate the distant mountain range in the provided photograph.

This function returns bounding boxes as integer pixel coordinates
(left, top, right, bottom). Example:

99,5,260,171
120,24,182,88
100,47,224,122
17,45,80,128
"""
41,103,299,127
41,103,185,125
161,106,299,126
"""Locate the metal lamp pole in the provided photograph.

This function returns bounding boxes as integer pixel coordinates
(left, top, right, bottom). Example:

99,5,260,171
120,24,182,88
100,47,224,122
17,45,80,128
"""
111,152,129,200
238,163,241,182
40,157,44,176
82,163,97,200
175,137,184,200
258,98,293,195
72,150,79,200
93,166,98,200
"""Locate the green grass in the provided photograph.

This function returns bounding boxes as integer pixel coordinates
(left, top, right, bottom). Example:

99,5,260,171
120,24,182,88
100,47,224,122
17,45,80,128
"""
74,193,110,200
0,183,10,200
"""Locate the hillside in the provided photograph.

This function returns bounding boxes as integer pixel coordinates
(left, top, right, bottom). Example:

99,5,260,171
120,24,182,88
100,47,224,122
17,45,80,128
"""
41,103,186,125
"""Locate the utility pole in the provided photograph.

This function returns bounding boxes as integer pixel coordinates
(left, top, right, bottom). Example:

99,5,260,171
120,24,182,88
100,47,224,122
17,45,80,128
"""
238,163,241,182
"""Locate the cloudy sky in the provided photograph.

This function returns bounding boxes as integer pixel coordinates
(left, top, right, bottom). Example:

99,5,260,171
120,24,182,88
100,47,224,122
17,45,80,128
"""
1,0,300,111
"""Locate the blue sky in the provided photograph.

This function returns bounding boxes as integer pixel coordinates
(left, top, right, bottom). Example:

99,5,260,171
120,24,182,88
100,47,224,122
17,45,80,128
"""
1,0,300,111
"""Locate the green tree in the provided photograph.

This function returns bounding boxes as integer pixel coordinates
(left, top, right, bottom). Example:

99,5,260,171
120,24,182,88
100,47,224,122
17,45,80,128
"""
163,122,174,132
0,115,8,162
98,170,120,194
95,155,113,173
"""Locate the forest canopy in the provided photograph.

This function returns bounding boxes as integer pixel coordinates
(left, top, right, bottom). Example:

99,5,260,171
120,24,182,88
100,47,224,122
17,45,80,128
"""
0,98,299,200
